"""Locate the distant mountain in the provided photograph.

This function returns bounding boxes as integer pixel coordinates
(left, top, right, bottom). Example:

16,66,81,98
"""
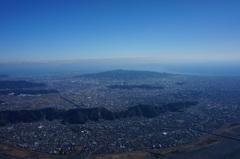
79,69,172,79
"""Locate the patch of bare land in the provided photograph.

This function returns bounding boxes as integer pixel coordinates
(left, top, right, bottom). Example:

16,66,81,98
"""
0,141,83,159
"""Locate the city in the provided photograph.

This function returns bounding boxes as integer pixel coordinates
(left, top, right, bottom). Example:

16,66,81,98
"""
0,70,240,158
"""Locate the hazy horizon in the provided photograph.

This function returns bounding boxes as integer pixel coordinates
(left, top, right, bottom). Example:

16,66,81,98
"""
0,58,240,76
0,0,239,76
1,0,240,66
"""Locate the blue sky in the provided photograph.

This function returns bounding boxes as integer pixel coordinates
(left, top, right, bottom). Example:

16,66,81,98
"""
0,0,240,63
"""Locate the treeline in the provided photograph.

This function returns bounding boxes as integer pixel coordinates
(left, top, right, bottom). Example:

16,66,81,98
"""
0,101,197,126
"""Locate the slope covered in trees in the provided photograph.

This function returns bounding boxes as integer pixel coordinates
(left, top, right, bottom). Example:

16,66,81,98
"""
0,101,197,126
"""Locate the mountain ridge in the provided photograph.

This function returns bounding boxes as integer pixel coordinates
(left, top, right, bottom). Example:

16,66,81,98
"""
0,101,197,126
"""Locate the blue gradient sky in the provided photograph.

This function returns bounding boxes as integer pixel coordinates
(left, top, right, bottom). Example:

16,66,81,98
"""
0,0,240,63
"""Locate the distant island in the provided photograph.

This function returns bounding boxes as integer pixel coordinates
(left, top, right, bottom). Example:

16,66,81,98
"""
79,69,172,79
